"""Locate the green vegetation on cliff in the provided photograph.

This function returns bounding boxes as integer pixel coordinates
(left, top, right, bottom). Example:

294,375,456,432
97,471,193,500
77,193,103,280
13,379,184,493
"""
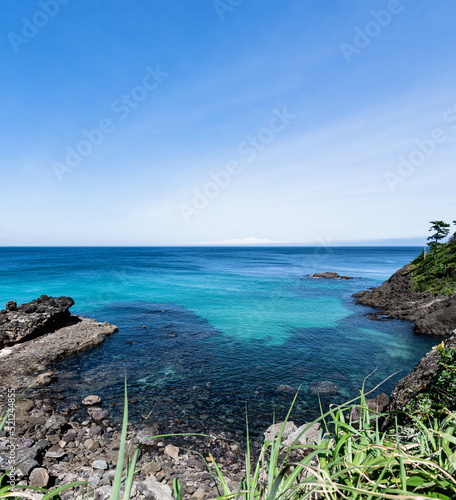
405,343,456,423
411,230,456,296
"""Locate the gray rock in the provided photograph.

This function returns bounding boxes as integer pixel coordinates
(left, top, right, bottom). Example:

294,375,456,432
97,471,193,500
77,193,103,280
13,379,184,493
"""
45,446,66,459
0,316,117,391
29,467,49,487
264,421,297,443
283,422,321,446
15,458,39,477
82,395,101,406
15,438,34,449
0,295,74,349
36,371,56,386
136,423,162,445
44,415,67,433
309,381,339,395
311,272,353,279
92,460,108,470
164,444,179,459
84,439,98,451
88,426,103,437
35,439,50,451
95,485,112,498
89,409,109,422
135,476,173,500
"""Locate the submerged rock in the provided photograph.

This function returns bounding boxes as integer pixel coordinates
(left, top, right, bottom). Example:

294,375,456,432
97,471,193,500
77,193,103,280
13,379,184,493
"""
276,384,297,394
309,380,339,395
82,395,101,406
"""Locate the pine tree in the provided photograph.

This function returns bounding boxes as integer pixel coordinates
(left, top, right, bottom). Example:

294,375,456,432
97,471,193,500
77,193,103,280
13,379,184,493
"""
428,220,450,258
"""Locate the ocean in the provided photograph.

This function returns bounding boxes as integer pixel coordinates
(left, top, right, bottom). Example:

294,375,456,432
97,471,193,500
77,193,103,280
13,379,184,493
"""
0,246,436,444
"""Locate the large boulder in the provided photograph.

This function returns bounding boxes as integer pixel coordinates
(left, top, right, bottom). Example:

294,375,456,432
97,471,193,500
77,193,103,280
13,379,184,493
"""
0,296,75,348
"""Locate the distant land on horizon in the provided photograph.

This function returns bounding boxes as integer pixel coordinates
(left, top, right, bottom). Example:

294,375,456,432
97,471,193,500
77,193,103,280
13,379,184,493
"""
0,237,428,248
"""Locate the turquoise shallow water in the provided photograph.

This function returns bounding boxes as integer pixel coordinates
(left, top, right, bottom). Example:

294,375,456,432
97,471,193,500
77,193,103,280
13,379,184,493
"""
0,247,437,442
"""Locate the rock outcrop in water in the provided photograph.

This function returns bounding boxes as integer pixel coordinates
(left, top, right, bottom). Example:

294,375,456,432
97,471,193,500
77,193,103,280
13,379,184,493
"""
0,295,75,348
310,272,353,279
0,296,118,390
354,264,456,337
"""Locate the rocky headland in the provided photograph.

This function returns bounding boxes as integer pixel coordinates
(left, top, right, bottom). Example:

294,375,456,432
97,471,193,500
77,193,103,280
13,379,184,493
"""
354,264,456,337
353,244,456,421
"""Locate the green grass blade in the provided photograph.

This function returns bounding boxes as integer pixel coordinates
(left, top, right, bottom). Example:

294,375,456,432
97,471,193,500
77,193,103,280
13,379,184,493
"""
110,376,129,500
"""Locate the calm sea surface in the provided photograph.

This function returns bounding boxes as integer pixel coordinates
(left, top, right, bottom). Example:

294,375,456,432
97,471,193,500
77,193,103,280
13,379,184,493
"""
0,247,436,443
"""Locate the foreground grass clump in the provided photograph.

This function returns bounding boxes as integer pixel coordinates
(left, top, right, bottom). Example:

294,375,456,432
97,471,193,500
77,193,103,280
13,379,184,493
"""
189,390,456,500
410,237,456,296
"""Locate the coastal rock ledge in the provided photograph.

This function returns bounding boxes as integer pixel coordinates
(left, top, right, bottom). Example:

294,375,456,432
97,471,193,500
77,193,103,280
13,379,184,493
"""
353,264,456,337
0,296,117,389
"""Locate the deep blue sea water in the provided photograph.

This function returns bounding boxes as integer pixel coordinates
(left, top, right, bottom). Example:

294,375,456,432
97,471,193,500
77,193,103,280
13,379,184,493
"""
0,247,437,444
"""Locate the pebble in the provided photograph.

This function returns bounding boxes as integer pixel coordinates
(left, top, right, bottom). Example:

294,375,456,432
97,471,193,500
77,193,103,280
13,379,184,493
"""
84,439,99,451
82,395,101,406
164,444,179,460
92,460,108,470
29,467,49,487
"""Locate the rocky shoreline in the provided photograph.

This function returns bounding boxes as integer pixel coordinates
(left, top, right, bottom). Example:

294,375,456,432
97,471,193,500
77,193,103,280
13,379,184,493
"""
353,263,456,337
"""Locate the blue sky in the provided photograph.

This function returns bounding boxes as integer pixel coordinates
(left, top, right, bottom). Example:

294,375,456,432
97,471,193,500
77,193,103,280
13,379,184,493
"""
1,0,455,245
